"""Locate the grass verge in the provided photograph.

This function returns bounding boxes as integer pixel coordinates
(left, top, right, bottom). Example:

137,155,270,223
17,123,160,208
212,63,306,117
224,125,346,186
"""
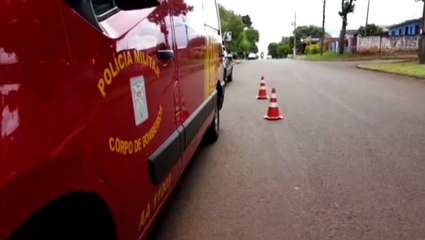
358,61,425,79
301,52,351,61
296,51,418,62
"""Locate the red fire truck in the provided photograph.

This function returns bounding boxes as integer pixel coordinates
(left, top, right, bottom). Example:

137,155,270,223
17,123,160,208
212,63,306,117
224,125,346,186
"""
0,0,225,239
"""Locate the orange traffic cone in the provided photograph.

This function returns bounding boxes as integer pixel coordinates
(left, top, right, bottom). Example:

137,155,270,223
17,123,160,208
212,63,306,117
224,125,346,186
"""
264,88,283,120
256,76,269,100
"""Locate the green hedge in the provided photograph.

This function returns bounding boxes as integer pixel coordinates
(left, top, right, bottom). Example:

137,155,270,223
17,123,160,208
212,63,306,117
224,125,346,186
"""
306,44,320,55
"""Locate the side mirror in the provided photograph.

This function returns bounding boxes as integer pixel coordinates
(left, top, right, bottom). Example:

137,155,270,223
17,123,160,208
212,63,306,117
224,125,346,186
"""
115,0,161,10
226,53,233,60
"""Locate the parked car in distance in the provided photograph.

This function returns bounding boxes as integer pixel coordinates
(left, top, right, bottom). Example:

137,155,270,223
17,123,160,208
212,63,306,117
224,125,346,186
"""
223,47,233,83
248,53,257,60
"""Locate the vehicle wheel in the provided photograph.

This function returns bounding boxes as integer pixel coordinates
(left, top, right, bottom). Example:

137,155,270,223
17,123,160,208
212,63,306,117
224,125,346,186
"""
205,106,219,143
227,69,233,82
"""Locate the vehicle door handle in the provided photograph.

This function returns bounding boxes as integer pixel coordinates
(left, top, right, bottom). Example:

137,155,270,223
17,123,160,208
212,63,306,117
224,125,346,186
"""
157,49,174,60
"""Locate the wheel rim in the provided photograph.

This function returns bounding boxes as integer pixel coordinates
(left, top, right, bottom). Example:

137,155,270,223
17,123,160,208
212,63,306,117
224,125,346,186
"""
214,109,219,133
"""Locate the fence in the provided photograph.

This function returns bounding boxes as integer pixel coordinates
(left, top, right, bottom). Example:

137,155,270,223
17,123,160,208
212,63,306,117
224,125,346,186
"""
357,35,420,53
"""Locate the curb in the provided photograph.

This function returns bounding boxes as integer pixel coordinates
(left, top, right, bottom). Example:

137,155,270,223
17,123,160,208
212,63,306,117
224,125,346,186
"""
356,65,425,80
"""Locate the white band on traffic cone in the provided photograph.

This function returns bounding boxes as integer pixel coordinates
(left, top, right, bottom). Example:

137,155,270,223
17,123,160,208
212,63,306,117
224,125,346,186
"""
270,102,278,108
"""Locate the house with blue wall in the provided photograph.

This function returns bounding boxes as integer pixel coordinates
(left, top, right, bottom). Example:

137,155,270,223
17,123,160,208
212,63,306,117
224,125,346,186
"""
388,18,422,36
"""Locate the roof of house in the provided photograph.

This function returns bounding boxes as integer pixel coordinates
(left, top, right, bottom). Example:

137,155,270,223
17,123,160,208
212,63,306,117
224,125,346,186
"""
389,18,422,29
379,25,390,32
305,37,320,43
346,29,358,36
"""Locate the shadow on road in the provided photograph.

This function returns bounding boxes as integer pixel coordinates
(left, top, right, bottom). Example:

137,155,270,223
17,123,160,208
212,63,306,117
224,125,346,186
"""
147,138,214,239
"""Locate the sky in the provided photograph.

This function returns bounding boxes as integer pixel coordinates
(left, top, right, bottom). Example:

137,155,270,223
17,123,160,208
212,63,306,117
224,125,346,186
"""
216,0,423,55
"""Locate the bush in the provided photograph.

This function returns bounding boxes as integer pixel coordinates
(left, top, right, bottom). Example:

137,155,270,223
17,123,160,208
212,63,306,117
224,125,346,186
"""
276,44,292,58
306,44,320,55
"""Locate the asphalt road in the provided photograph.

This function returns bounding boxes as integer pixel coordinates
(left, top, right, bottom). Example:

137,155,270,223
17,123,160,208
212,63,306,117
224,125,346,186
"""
148,59,425,240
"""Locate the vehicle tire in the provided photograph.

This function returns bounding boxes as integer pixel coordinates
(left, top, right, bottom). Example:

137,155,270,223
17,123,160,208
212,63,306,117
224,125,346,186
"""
227,69,233,82
205,106,219,143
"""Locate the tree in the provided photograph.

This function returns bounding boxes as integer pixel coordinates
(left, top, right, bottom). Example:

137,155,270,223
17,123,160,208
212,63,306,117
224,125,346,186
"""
358,24,383,36
218,5,260,57
268,43,279,58
245,28,259,42
239,38,251,56
241,15,252,28
277,39,293,57
277,44,291,57
338,0,356,54
251,44,259,54
268,37,294,58
293,25,330,45
239,29,259,54
245,28,259,53
219,5,245,52
282,36,295,53
296,25,324,39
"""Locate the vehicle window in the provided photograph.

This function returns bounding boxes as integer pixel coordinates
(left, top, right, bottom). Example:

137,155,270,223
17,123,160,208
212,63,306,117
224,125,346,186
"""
92,0,117,16
202,0,219,30
173,0,205,49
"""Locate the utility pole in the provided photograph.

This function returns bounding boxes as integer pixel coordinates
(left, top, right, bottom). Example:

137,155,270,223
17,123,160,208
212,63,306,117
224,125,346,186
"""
365,0,370,34
320,0,326,56
420,0,425,63
294,12,297,56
